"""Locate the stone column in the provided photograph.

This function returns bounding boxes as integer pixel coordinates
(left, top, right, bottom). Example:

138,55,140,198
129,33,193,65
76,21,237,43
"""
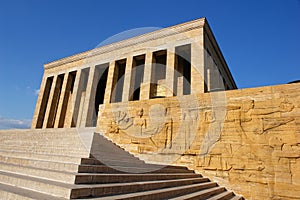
42,75,58,129
31,73,47,129
165,47,175,97
66,69,81,128
80,66,96,127
103,61,116,104
207,68,211,92
191,40,205,94
122,56,133,102
140,51,152,100
53,72,69,128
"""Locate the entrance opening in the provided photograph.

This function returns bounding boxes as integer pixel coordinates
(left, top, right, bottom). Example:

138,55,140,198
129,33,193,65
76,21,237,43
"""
111,59,126,103
130,54,145,101
71,68,89,127
58,71,76,128
150,50,167,98
175,44,191,95
36,76,53,128
47,74,64,128
94,65,109,122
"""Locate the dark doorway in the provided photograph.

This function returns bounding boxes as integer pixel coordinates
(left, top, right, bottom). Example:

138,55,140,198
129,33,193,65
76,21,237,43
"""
94,66,109,119
175,44,191,95
111,59,126,103
150,50,167,98
131,54,145,101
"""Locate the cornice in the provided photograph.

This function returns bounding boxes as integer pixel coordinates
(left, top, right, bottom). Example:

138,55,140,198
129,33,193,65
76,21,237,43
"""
44,18,205,69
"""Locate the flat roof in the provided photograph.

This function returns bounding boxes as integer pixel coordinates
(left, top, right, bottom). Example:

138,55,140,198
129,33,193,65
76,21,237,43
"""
44,18,206,69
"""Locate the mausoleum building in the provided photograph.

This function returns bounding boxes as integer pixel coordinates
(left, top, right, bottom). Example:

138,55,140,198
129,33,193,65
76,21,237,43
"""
32,18,237,130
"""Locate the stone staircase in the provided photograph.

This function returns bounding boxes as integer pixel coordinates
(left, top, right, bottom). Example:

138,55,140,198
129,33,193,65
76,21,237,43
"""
0,128,244,199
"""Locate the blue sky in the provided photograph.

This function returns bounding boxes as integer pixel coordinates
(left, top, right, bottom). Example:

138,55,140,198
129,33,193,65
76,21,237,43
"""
0,0,299,129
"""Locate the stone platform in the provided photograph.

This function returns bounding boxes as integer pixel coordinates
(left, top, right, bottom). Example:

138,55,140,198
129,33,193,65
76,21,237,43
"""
0,128,243,199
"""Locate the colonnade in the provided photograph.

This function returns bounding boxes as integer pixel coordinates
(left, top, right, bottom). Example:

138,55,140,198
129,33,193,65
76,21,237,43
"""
32,42,205,129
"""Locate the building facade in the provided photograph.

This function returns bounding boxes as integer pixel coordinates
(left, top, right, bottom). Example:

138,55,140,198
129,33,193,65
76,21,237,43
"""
31,18,237,130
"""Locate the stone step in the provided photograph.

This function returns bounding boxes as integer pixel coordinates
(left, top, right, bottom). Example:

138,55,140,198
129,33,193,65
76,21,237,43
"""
78,164,194,174
0,163,76,183
74,173,203,184
0,143,87,151
89,153,140,162
70,177,211,198
0,170,210,199
0,155,80,172
0,138,85,144
0,171,72,198
230,195,245,200
0,149,85,162
86,181,218,200
91,149,145,161
0,128,92,135
0,148,88,158
0,182,67,200
0,155,148,172
0,136,86,143
169,187,226,200
0,135,85,141
0,160,193,183
81,157,145,166
84,157,190,172
206,190,234,200
0,145,87,153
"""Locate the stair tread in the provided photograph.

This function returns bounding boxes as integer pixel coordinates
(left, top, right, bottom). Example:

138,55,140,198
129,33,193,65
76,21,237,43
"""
75,173,201,184
0,161,77,175
0,170,75,189
0,170,205,190
206,190,234,200
79,164,193,172
230,195,244,200
169,186,225,200
0,182,67,200
0,164,197,178
0,149,87,159
86,181,217,199
75,177,208,188
0,155,82,167
0,160,191,176
76,173,200,177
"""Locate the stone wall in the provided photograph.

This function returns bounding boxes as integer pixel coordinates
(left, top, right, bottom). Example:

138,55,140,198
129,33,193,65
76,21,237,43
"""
96,82,300,200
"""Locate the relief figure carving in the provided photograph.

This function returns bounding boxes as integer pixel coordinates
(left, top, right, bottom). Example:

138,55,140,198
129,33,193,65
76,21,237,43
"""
164,118,173,149
183,108,198,150
240,99,294,134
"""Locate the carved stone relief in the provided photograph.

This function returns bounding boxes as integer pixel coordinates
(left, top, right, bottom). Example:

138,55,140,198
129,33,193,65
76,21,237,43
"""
240,99,295,135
